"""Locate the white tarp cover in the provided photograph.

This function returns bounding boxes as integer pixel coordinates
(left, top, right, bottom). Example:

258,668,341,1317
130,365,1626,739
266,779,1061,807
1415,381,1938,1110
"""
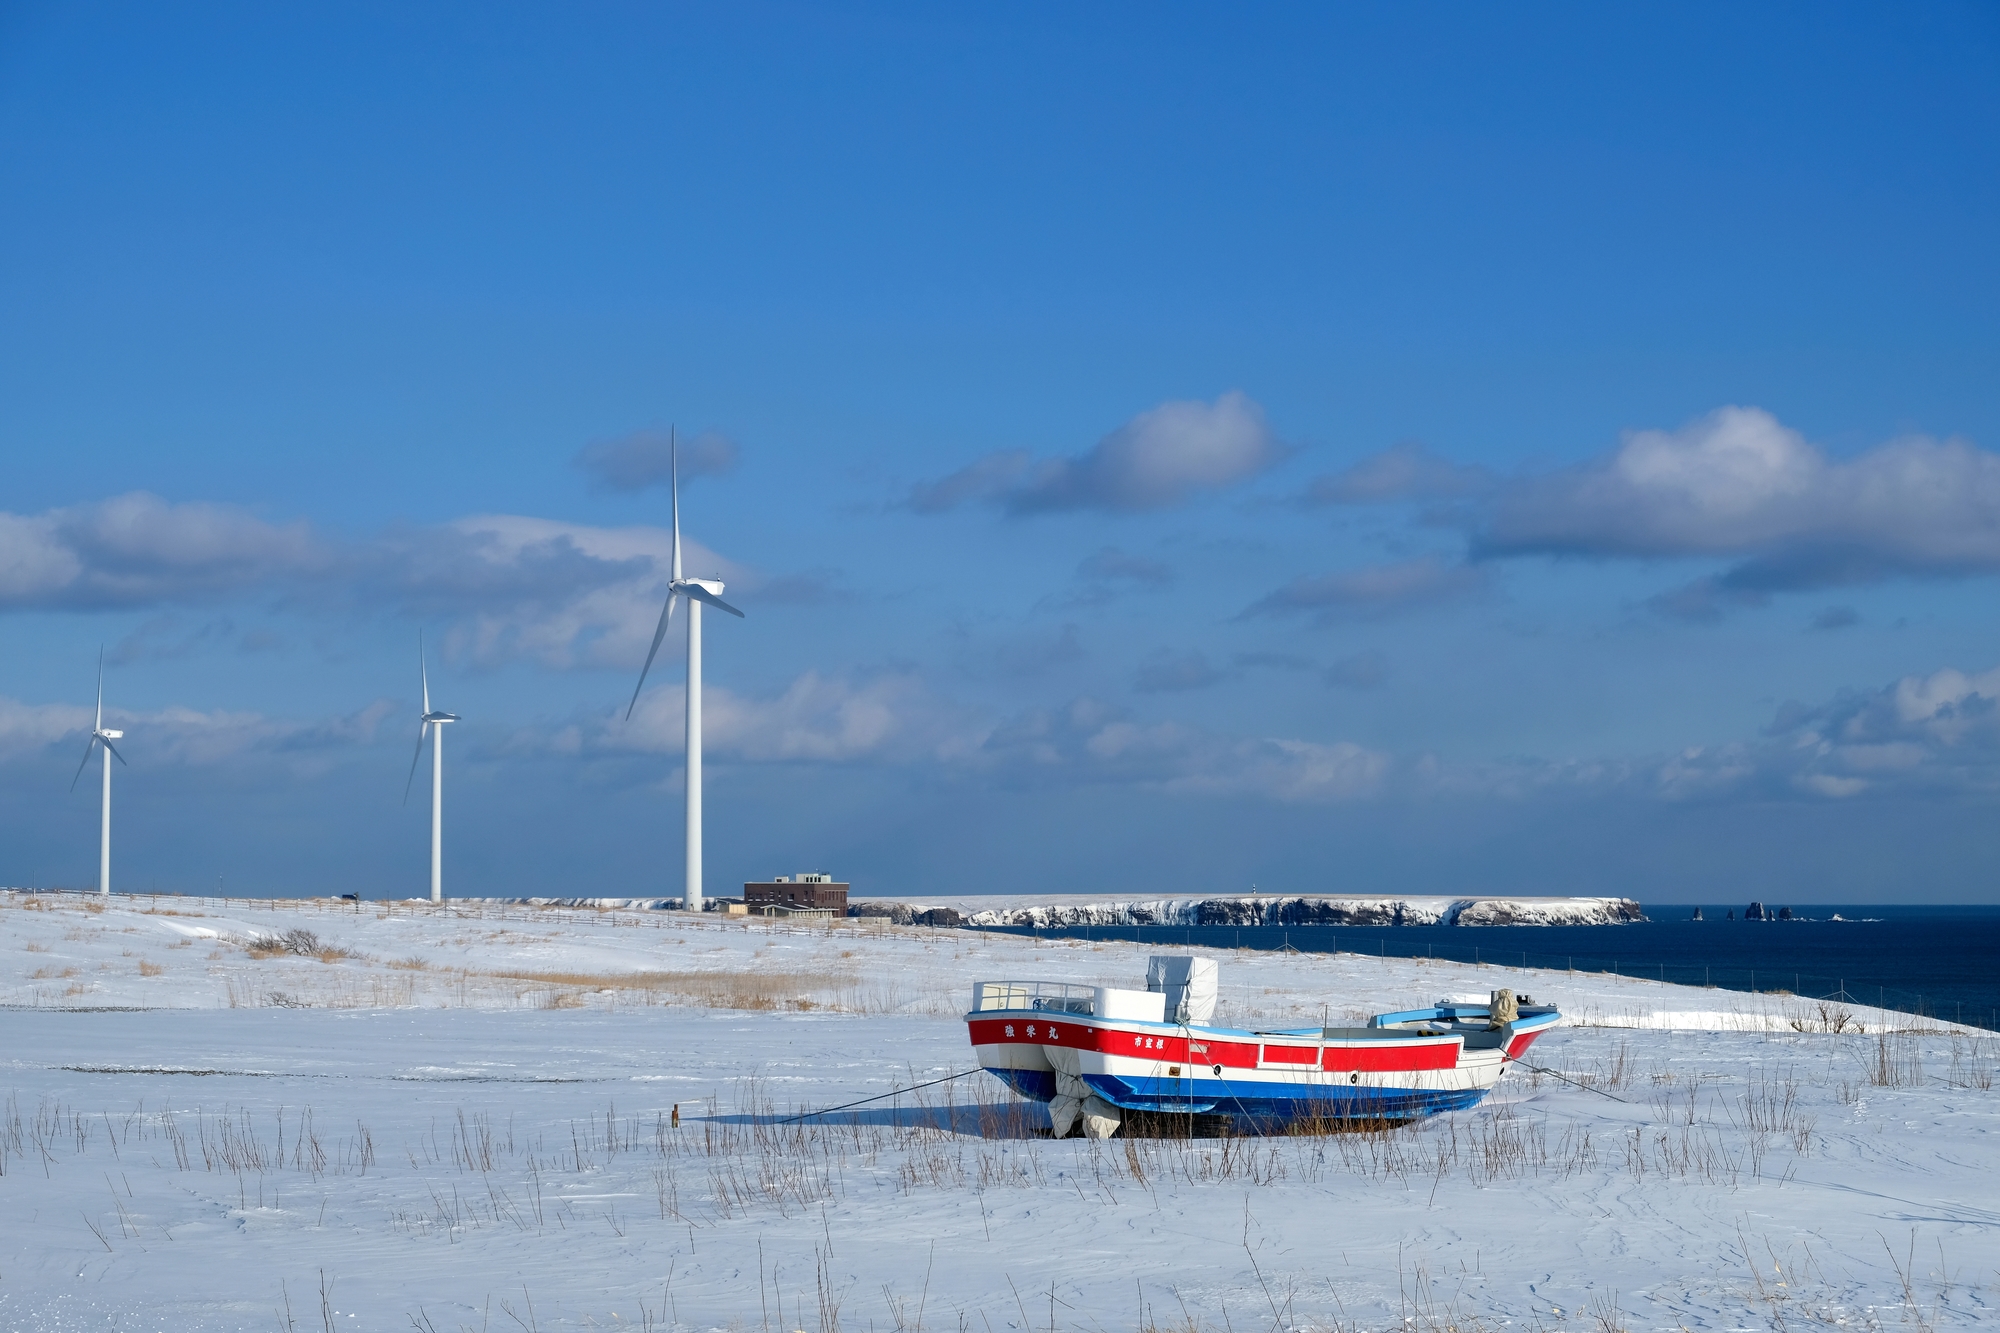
1044,1045,1122,1138
1146,955,1219,1024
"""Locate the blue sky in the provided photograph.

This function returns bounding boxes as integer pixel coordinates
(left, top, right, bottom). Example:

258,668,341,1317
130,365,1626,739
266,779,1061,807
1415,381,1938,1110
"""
3,3,1999,902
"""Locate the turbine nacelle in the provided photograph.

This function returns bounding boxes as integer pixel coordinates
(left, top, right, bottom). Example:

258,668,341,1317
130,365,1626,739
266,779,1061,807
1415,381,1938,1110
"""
674,577,744,618
100,729,124,740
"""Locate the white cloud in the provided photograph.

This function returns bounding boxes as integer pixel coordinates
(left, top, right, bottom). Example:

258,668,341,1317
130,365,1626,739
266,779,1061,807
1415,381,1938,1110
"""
578,668,1393,805
0,492,788,673
968,697,1389,803
911,391,1284,515
0,697,92,759
1133,650,1228,693
1164,737,1388,803
0,493,325,610
0,694,395,771
390,515,741,670
1306,441,1492,505
573,429,738,493
596,670,962,766
1479,406,2000,592
1243,555,1486,622
1417,660,2000,806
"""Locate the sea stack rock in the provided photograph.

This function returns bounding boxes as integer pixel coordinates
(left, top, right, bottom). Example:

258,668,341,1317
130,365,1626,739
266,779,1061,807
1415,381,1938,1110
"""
1745,901,1765,920
1691,906,1703,921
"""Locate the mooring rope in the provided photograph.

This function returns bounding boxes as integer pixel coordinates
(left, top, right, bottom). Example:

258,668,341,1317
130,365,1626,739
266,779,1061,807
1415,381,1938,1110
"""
777,1069,981,1124
1513,1059,1630,1103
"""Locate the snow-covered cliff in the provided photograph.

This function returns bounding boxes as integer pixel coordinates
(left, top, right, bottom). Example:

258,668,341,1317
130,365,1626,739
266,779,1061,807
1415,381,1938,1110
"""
848,894,1644,928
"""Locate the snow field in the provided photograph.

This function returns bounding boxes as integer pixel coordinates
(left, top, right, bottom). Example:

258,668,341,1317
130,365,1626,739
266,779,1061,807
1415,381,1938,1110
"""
2,891,1996,1331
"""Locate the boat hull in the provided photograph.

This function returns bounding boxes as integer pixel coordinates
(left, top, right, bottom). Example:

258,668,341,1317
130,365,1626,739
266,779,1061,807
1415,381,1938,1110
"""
966,1005,1557,1131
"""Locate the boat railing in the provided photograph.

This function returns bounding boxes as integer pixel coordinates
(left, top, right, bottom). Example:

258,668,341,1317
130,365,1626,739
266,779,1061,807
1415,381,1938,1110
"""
971,980,1097,1015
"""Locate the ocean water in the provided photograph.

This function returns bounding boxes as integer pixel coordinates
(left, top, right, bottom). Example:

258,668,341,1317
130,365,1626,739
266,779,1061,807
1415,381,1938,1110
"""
980,904,2000,1032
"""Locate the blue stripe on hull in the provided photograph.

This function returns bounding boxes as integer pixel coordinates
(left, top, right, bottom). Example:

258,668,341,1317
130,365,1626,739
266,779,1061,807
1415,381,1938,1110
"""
987,1068,1057,1102
978,1065,1489,1126
1091,1073,1489,1124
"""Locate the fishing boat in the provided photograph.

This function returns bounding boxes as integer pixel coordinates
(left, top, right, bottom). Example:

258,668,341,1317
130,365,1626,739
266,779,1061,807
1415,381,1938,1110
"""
965,956,1559,1136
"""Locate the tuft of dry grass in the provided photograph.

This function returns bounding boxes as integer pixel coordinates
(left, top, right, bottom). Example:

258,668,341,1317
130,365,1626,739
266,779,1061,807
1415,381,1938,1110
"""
1868,1029,1926,1087
23,941,48,952
1790,1001,1859,1034
246,929,350,964
387,956,428,970
30,966,78,980
1944,1031,1995,1091
137,960,164,977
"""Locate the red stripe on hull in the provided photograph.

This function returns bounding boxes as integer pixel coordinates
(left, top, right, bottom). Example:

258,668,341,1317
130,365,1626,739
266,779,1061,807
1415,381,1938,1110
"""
1322,1042,1459,1072
967,1016,1465,1074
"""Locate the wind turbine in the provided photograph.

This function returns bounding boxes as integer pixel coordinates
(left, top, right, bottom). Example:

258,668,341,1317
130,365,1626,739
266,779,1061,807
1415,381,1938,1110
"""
404,634,459,903
627,426,744,913
70,649,126,897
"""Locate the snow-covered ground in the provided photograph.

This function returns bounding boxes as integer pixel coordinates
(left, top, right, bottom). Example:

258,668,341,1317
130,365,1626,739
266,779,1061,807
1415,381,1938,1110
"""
2,890,1995,1331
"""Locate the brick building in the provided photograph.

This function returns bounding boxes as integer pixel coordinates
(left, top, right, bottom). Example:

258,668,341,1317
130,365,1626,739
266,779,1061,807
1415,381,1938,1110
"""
743,872,849,912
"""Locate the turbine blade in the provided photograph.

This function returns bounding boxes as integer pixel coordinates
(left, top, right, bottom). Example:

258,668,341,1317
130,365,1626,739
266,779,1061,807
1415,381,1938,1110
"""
420,631,431,715
625,590,680,720
95,648,104,732
686,585,745,618
101,736,128,766
403,722,428,804
70,735,99,791
670,425,682,584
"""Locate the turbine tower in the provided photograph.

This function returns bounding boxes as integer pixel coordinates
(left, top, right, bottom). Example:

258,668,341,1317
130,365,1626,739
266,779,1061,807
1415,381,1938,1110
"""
70,649,126,897
405,634,459,903
627,427,744,913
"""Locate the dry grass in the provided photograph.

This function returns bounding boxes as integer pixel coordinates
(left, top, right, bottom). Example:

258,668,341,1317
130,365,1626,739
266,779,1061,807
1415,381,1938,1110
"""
1944,1031,1996,1091
22,941,48,952
246,929,350,964
388,956,429,970
1867,1029,1926,1087
137,960,164,977
490,968,858,1012
29,966,77,980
